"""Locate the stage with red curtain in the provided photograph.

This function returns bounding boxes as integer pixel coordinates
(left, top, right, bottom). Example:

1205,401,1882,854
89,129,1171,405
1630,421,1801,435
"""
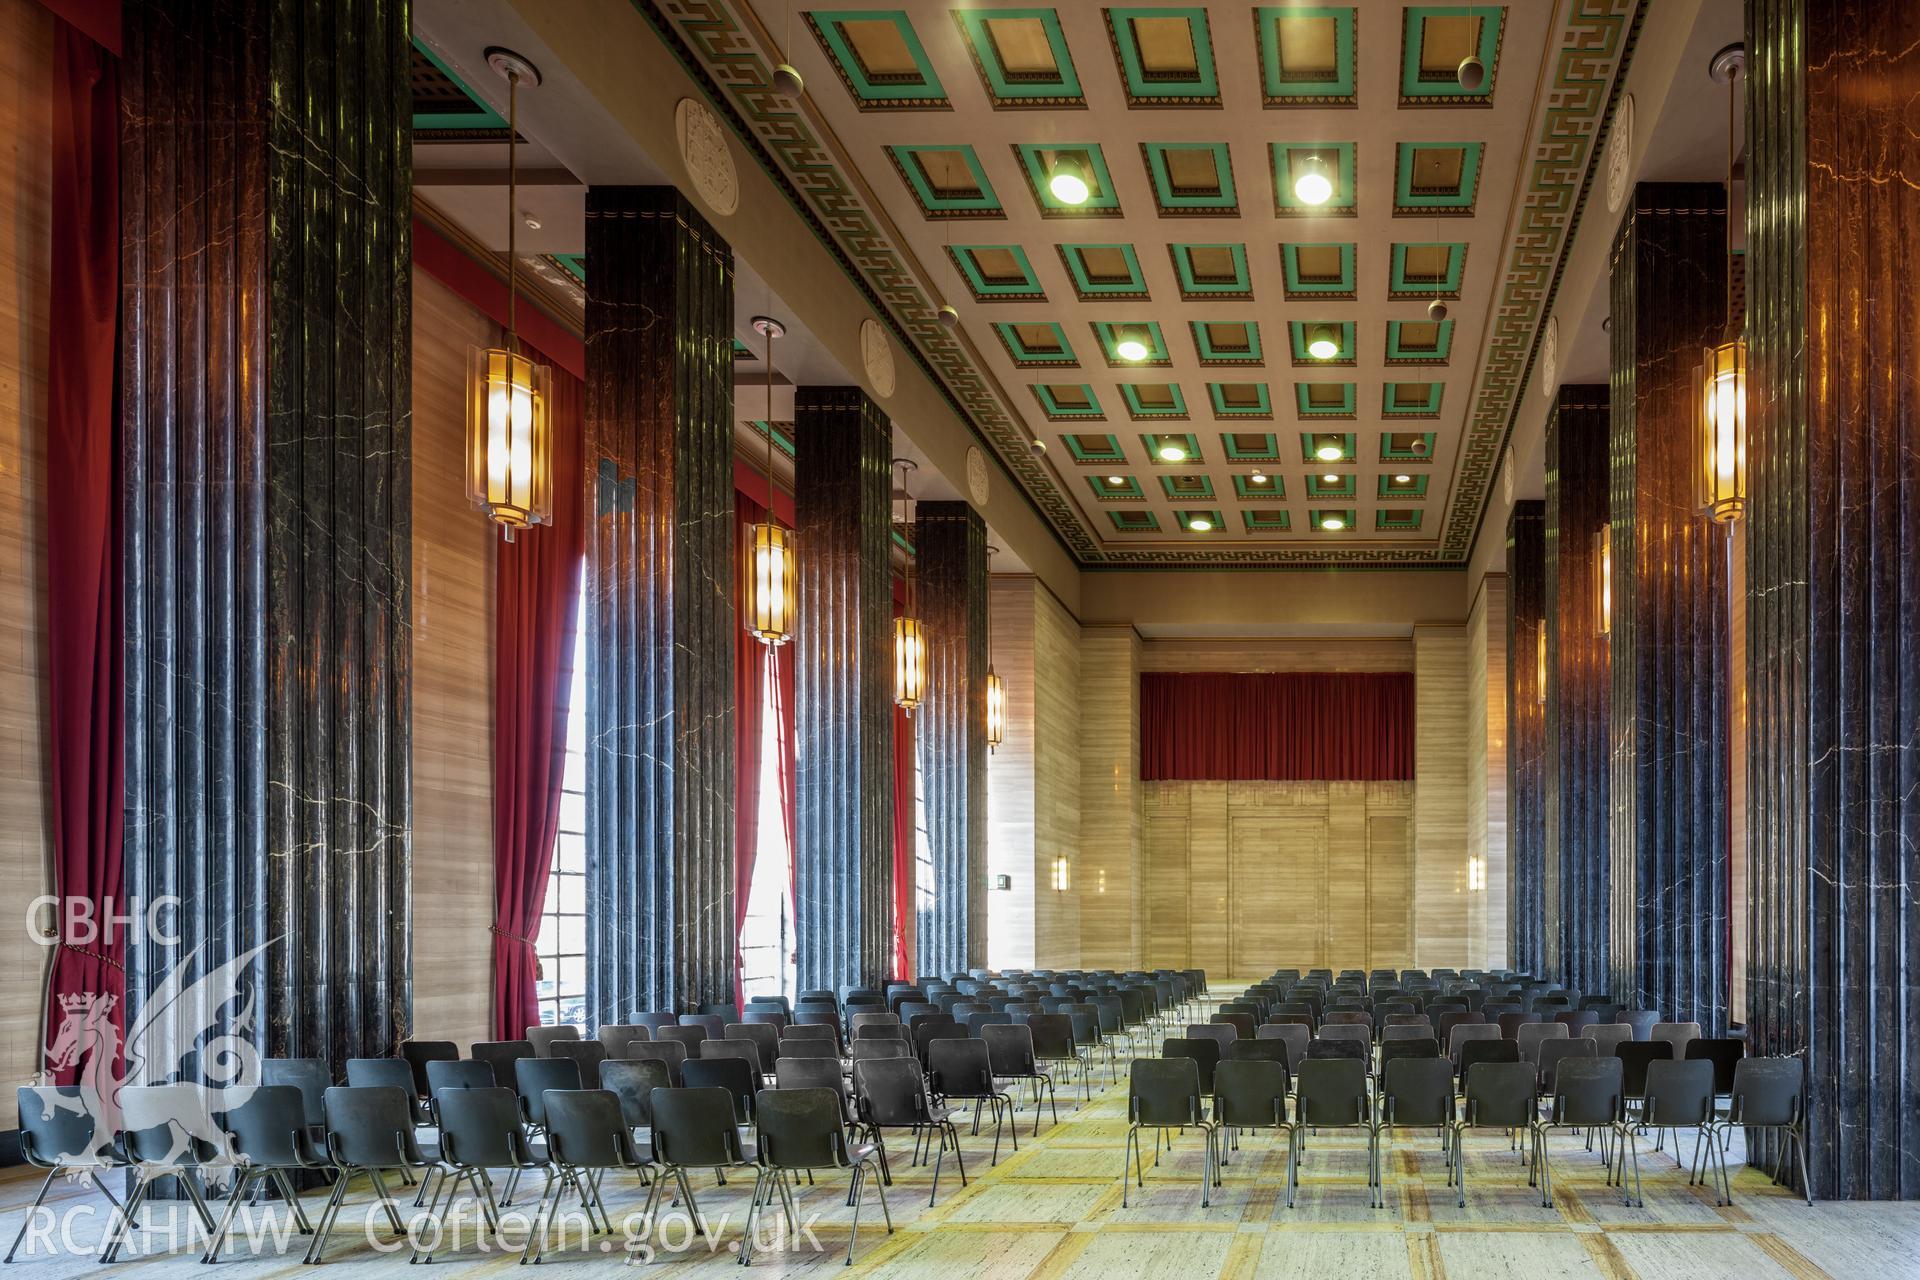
1139,671,1414,782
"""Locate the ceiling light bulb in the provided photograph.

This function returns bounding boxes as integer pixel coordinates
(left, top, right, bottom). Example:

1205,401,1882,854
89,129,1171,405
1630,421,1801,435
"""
1048,154,1090,205
1107,475,1126,486
1316,442,1344,462
1189,517,1213,532
1307,325,1339,360
1395,473,1413,484
1323,473,1341,484
1293,152,1334,206
1250,471,1268,484
1323,516,1345,531
1158,442,1187,463
1115,335,1150,362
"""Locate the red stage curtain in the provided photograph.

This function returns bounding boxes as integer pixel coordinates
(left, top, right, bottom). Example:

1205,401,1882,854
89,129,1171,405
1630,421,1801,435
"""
732,496,772,1007
489,344,585,1037
43,19,122,1084
1139,671,1415,781
773,636,796,944
891,705,914,981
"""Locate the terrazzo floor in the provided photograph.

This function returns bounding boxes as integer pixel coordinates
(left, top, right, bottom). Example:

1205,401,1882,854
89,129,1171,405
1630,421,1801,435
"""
3,1045,1914,1278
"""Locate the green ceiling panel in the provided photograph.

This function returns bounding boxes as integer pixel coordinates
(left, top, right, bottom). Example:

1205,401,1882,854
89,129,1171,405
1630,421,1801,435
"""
994,321,1078,366
1300,431,1357,464
1159,473,1216,501
1400,5,1504,106
1209,382,1272,418
1380,431,1439,461
1063,432,1126,462
807,11,949,108
1093,321,1172,367
1032,383,1104,419
1142,142,1238,214
1289,320,1356,366
1221,432,1281,462
1105,7,1220,106
1385,319,1455,364
1108,509,1162,532
1015,143,1122,215
1383,381,1445,417
888,145,1001,216
1169,243,1251,298
1378,473,1431,499
1141,431,1203,464
1176,508,1226,533
1393,142,1484,213
1087,474,1145,501
1388,242,1466,298
1233,473,1286,499
948,245,1045,300
1270,142,1357,216
1376,507,1426,531
1306,472,1356,499
411,39,509,133
1311,508,1358,532
953,9,1084,108
1281,242,1357,299
1058,243,1149,299
1254,6,1357,107
1191,319,1264,365
1119,381,1189,418
1241,508,1294,532
1296,381,1357,418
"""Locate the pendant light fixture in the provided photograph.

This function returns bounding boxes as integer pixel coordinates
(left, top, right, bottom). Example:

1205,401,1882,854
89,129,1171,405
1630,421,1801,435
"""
1307,325,1339,360
1694,44,1748,523
770,0,804,97
1293,151,1334,206
893,460,927,714
466,49,553,541
743,316,796,646
1047,152,1090,205
984,546,1005,753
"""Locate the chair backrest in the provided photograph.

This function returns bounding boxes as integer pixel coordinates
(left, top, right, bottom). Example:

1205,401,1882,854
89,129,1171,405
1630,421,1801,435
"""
1224,1039,1288,1067
753,1088,849,1170
399,1041,458,1095
1026,1014,1078,1059
773,1057,853,1117
1613,1040,1673,1096
980,1023,1038,1076
468,1041,536,1088
1460,1061,1536,1128
626,1039,689,1086
682,1057,757,1122
344,1058,417,1098
549,1043,606,1090
1318,1023,1372,1050
1161,1037,1222,1093
1212,1012,1256,1040
679,1014,727,1039
1516,1021,1570,1063
1380,1057,1454,1128
742,1009,790,1029
635,1012,680,1033
222,1085,320,1168
1535,1037,1597,1092
15,1086,117,1168
1128,1058,1203,1128
1448,1022,1501,1063
926,1037,994,1098
598,1024,652,1058
1641,1058,1715,1128
1211,1059,1288,1129
700,1037,764,1076
1547,1054,1619,1125
526,1025,582,1056
849,1037,911,1064
543,1089,638,1169
1255,1022,1310,1068
599,1059,671,1130
1684,1037,1745,1094
514,1056,583,1126
1294,1059,1370,1126
120,1084,221,1166
424,1058,495,1098
435,1086,534,1169
1728,1057,1803,1126
1379,1037,1441,1070
322,1085,423,1168
648,1086,745,1167
1458,1037,1521,1088
1185,1023,1236,1049
854,1057,932,1128
261,1058,331,1126
1589,1023,1633,1059
777,1036,838,1060
725,1022,780,1067
658,1025,708,1050
1323,1011,1373,1031
1617,1009,1661,1040
1652,1021,1702,1061
1496,1012,1541,1039
850,1012,901,1032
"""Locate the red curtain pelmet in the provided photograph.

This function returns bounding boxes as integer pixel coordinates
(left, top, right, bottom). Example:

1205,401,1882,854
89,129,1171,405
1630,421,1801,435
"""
1139,671,1415,782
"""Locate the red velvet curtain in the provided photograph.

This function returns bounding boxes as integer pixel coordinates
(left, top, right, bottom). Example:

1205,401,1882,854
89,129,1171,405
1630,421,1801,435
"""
42,18,123,1084
490,344,586,1037
773,635,796,954
1139,671,1415,781
891,704,914,981
733,496,770,1008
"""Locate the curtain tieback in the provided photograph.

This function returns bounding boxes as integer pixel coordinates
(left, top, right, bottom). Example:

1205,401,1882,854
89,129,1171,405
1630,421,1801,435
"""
59,941,125,974
490,924,538,948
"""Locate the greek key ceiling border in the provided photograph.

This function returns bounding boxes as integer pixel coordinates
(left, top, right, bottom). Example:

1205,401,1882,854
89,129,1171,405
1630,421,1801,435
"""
634,0,1643,569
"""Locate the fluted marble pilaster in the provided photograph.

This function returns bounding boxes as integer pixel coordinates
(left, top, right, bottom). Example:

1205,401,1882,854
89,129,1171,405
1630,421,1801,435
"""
121,0,413,1071
1543,387,1611,995
1505,502,1546,976
913,500,987,976
1746,0,1920,1199
793,389,894,992
583,187,736,1022
1606,186,1730,1028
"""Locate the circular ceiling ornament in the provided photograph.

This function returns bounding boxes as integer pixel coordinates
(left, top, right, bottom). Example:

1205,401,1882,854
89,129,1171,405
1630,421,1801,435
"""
966,446,990,506
1541,314,1560,399
1606,93,1635,215
860,318,896,398
675,98,738,217
1503,444,1516,506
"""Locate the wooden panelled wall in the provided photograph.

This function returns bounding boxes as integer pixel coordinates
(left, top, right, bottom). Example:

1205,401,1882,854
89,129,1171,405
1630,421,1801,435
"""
1466,576,1508,969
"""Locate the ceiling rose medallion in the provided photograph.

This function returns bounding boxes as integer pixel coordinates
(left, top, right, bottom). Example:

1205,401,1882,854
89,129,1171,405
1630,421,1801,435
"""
675,98,739,217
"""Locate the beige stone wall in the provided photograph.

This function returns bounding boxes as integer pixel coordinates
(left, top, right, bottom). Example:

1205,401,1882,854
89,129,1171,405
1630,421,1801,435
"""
1077,626,1145,970
1467,575,1509,969
1414,625,1471,968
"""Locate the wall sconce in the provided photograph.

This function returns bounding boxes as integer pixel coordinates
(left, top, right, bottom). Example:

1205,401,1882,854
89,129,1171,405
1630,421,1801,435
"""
994,874,1012,891
1535,626,1548,705
1593,528,1612,636
1467,855,1486,892
1098,869,1107,895
1050,856,1071,893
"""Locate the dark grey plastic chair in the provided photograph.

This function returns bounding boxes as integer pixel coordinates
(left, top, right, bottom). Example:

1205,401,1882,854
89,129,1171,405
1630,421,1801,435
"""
640,1087,756,1257
469,1039,535,1088
1211,1059,1289,1183
532,1089,649,1261
513,1055,582,1131
103,1084,221,1263
1449,1061,1537,1208
1122,1058,1213,1208
1379,1056,1455,1175
203,1085,326,1261
1720,1057,1811,1204
598,1023,652,1059
551,1038,610,1079
745,1088,892,1265
981,1024,1056,1134
684,1056,758,1124
309,1085,432,1263
399,1040,458,1096
1625,1058,1722,1207
1291,1058,1377,1208
414,1085,548,1262
854,1057,967,1204
926,1037,1016,1164
425,1057,496,1101
525,1024,583,1057
1533,1056,1623,1207
261,1057,331,1140
628,1038,690,1086
599,1058,671,1139
9,1085,126,1263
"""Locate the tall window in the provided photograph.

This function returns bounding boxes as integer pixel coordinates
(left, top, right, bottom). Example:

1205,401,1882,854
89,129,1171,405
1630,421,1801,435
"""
739,660,795,999
913,734,934,973
536,583,589,1026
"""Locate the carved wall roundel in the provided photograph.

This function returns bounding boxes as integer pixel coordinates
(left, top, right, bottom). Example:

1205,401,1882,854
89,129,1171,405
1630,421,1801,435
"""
1541,315,1560,399
1606,94,1635,215
966,446,990,506
675,97,738,217
860,318,896,398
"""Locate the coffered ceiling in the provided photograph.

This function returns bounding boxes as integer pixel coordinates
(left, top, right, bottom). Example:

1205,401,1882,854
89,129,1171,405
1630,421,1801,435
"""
624,0,1642,568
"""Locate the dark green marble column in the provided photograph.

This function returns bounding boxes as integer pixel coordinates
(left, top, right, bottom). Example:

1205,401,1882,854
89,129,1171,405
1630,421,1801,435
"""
1505,502,1547,976
913,500,987,976
792,388,894,993
1747,0,1920,1199
121,0,413,1069
583,187,736,1022
1607,185,1731,1027
1544,387,1612,995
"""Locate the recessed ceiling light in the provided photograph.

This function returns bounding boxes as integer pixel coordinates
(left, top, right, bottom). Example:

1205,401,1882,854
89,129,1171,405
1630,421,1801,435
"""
1048,154,1090,205
1158,441,1187,463
1322,473,1341,484
1293,152,1334,206
1394,473,1413,484
1307,325,1339,360
1106,475,1126,486
1249,471,1269,484
1188,517,1213,532
1315,441,1344,462
1322,516,1345,531
1114,334,1150,362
